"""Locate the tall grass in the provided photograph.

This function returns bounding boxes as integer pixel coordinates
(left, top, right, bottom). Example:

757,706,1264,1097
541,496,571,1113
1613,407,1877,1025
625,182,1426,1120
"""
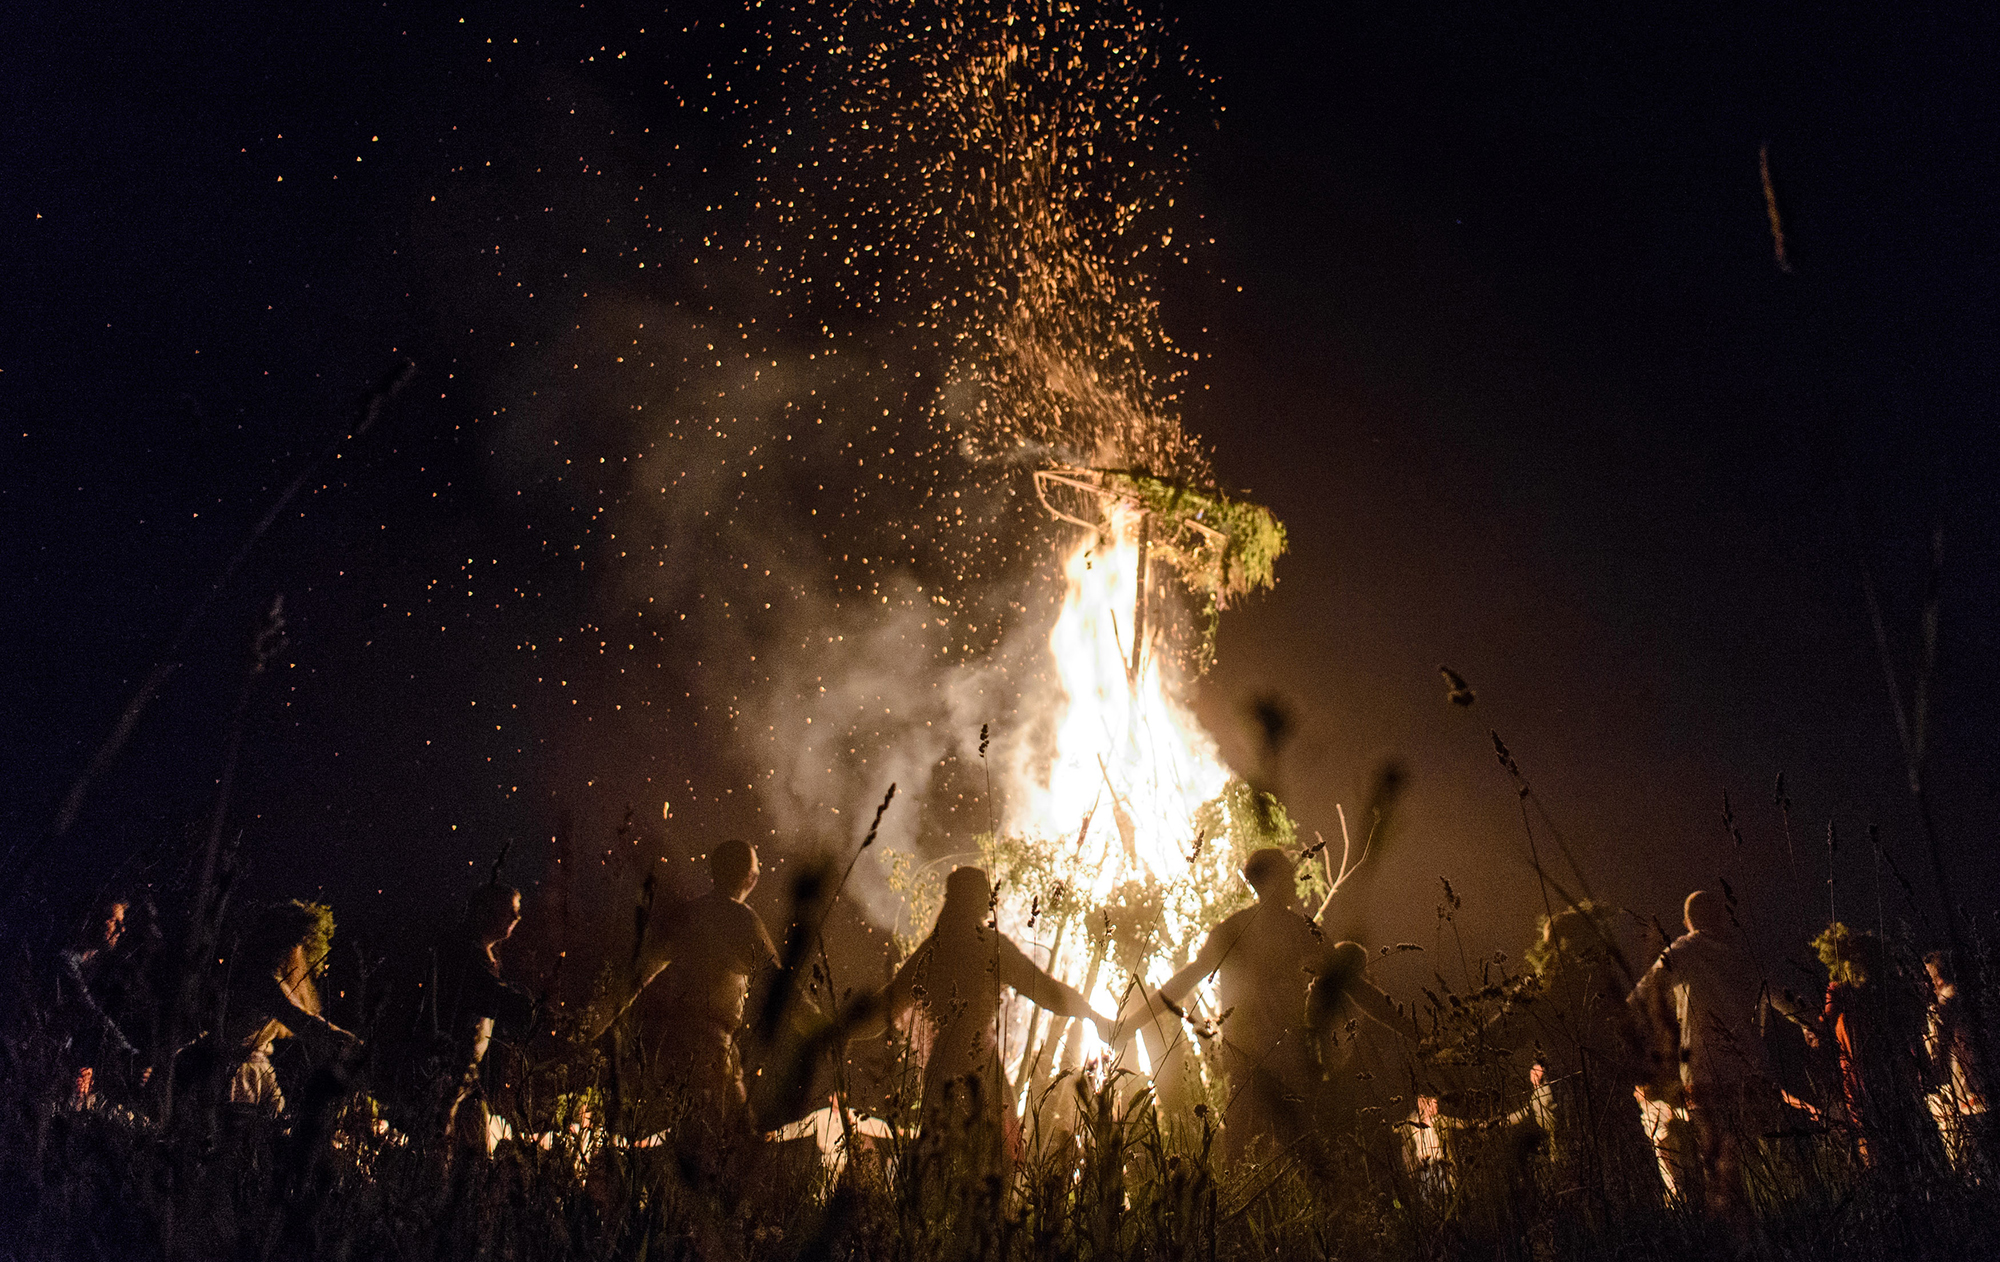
5,861,1997,1262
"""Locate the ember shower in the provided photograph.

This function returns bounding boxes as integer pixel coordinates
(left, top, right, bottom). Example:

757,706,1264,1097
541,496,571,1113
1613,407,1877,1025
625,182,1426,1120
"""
473,0,1287,1087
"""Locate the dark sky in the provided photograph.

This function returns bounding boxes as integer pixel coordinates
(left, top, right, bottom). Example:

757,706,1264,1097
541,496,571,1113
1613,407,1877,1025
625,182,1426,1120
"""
5,0,1995,994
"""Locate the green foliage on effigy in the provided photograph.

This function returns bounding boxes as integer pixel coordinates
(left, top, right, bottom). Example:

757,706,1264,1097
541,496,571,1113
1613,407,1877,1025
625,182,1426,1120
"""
1099,879,1169,985
1814,920,1874,987
1192,779,1296,871
966,776,1318,997
296,900,337,977
1102,472,1287,671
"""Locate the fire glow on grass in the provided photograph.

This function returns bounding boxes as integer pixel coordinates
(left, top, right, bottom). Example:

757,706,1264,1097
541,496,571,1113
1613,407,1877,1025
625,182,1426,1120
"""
993,501,1255,1093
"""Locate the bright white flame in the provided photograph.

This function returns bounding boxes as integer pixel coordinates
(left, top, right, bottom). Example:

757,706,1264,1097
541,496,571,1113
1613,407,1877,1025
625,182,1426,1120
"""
998,503,1238,1084
1009,507,1232,896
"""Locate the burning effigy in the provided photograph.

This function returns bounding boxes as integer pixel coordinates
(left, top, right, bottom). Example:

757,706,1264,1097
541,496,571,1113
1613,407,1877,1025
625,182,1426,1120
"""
980,470,1286,1116
708,0,1308,1122
728,0,1299,1120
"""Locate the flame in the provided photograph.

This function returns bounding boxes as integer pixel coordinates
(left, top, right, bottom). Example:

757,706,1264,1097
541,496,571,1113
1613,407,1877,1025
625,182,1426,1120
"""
998,502,1237,1081
1009,506,1231,894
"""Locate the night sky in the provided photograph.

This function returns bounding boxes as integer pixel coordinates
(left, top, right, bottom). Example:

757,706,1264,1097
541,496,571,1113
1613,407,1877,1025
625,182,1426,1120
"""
5,0,1996,998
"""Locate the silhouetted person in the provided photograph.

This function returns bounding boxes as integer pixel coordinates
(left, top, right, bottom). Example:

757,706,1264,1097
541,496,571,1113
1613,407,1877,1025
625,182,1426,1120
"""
436,884,534,1155
877,866,1113,1172
216,901,358,1117
53,897,145,1108
1305,939,1404,1125
1925,950,1988,1174
1492,905,1655,1203
611,839,780,1143
1801,925,1926,1165
1157,848,1397,1160
1628,890,1772,1229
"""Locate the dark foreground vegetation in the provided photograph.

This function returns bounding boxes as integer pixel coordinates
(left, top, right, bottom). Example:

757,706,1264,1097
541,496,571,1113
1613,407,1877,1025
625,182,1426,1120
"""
5,828,1998,1262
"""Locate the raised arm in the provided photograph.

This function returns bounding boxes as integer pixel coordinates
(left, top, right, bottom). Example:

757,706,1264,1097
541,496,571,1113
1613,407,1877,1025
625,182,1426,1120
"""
254,974,358,1060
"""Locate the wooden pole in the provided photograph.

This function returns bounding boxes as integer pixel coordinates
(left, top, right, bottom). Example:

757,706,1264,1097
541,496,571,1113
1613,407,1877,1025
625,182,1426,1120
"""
1128,512,1151,686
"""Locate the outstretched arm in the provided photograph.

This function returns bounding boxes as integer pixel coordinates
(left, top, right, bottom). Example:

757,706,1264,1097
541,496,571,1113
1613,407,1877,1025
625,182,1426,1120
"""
1158,915,1242,1008
60,950,138,1058
1765,984,1824,1048
997,937,1114,1039
847,940,929,1041
255,975,358,1060
1344,977,1403,1032
577,930,677,1045
743,907,824,1027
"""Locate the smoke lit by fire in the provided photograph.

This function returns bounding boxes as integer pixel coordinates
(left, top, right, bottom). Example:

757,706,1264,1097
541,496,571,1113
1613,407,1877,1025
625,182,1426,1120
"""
414,0,1271,1062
